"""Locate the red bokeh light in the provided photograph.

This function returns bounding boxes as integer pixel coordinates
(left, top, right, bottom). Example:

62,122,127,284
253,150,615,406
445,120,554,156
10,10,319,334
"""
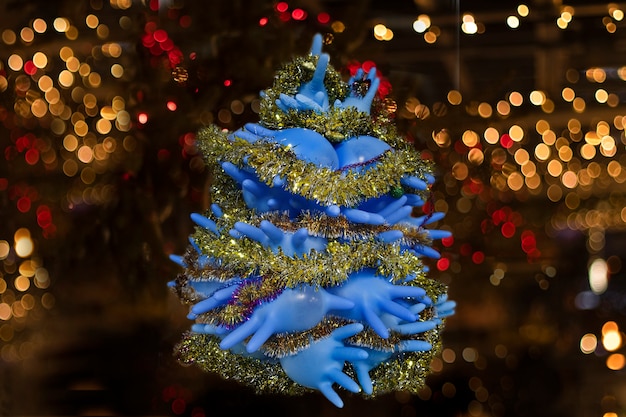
160,38,174,51
454,140,469,154
501,221,516,238
149,43,162,56
317,12,331,24
157,149,171,161
153,29,168,43
521,230,536,253
162,385,177,402
138,112,148,124
171,398,186,415
441,235,454,247
500,133,513,149
25,148,39,165
179,15,192,28
24,60,37,75
191,407,206,417
144,21,157,34
472,251,485,264
259,17,269,26
292,8,307,20
361,60,376,72
166,101,177,111
37,205,52,228
17,196,31,213
436,257,450,271
480,218,493,234
460,243,473,256
223,79,232,87
467,179,483,195
141,33,155,48
276,2,289,12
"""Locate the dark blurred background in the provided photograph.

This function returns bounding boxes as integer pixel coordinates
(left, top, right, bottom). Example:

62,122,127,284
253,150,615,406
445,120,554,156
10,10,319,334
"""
0,0,625,416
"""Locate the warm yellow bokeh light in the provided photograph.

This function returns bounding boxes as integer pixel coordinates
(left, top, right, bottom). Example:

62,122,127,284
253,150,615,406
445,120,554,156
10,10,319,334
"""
509,125,524,142
8,54,23,71
462,130,479,147
573,97,586,113
579,333,597,354
514,148,529,165
496,100,510,116
547,159,563,177
53,17,70,32
86,14,99,29
77,145,94,163
535,119,550,134
14,276,30,292
507,172,524,191
32,51,48,68
561,87,575,102
468,148,484,165
508,91,523,106
58,70,74,88
606,353,625,371
484,127,499,144
0,240,9,260
603,329,622,351
14,232,34,258
529,90,546,105
413,15,431,33
561,171,578,188
517,4,530,17
424,31,437,44
534,144,550,160
33,18,47,33
507,15,520,28
478,102,492,118
447,90,462,105
595,89,608,103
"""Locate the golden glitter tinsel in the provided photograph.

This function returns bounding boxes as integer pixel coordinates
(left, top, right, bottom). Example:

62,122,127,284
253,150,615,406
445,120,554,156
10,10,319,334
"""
174,332,308,395
174,320,446,397
185,226,437,326
196,126,433,207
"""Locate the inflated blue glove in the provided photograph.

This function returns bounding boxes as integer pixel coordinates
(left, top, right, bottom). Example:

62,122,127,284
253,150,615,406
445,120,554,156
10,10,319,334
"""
433,293,456,323
231,220,327,258
279,323,368,408
219,284,354,353
334,67,380,115
380,301,437,334
328,268,428,339
189,284,239,318
221,161,319,214
335,135,390,172
292,52,330,112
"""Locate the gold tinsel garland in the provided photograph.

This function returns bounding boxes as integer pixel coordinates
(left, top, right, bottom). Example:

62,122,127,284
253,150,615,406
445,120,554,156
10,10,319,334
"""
174,320,444,397
260,314,436,359
196,125,433,207
189,229,440,326
191,225,430,288
259,211,432,247
174,332,307,395
174,200,446,327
